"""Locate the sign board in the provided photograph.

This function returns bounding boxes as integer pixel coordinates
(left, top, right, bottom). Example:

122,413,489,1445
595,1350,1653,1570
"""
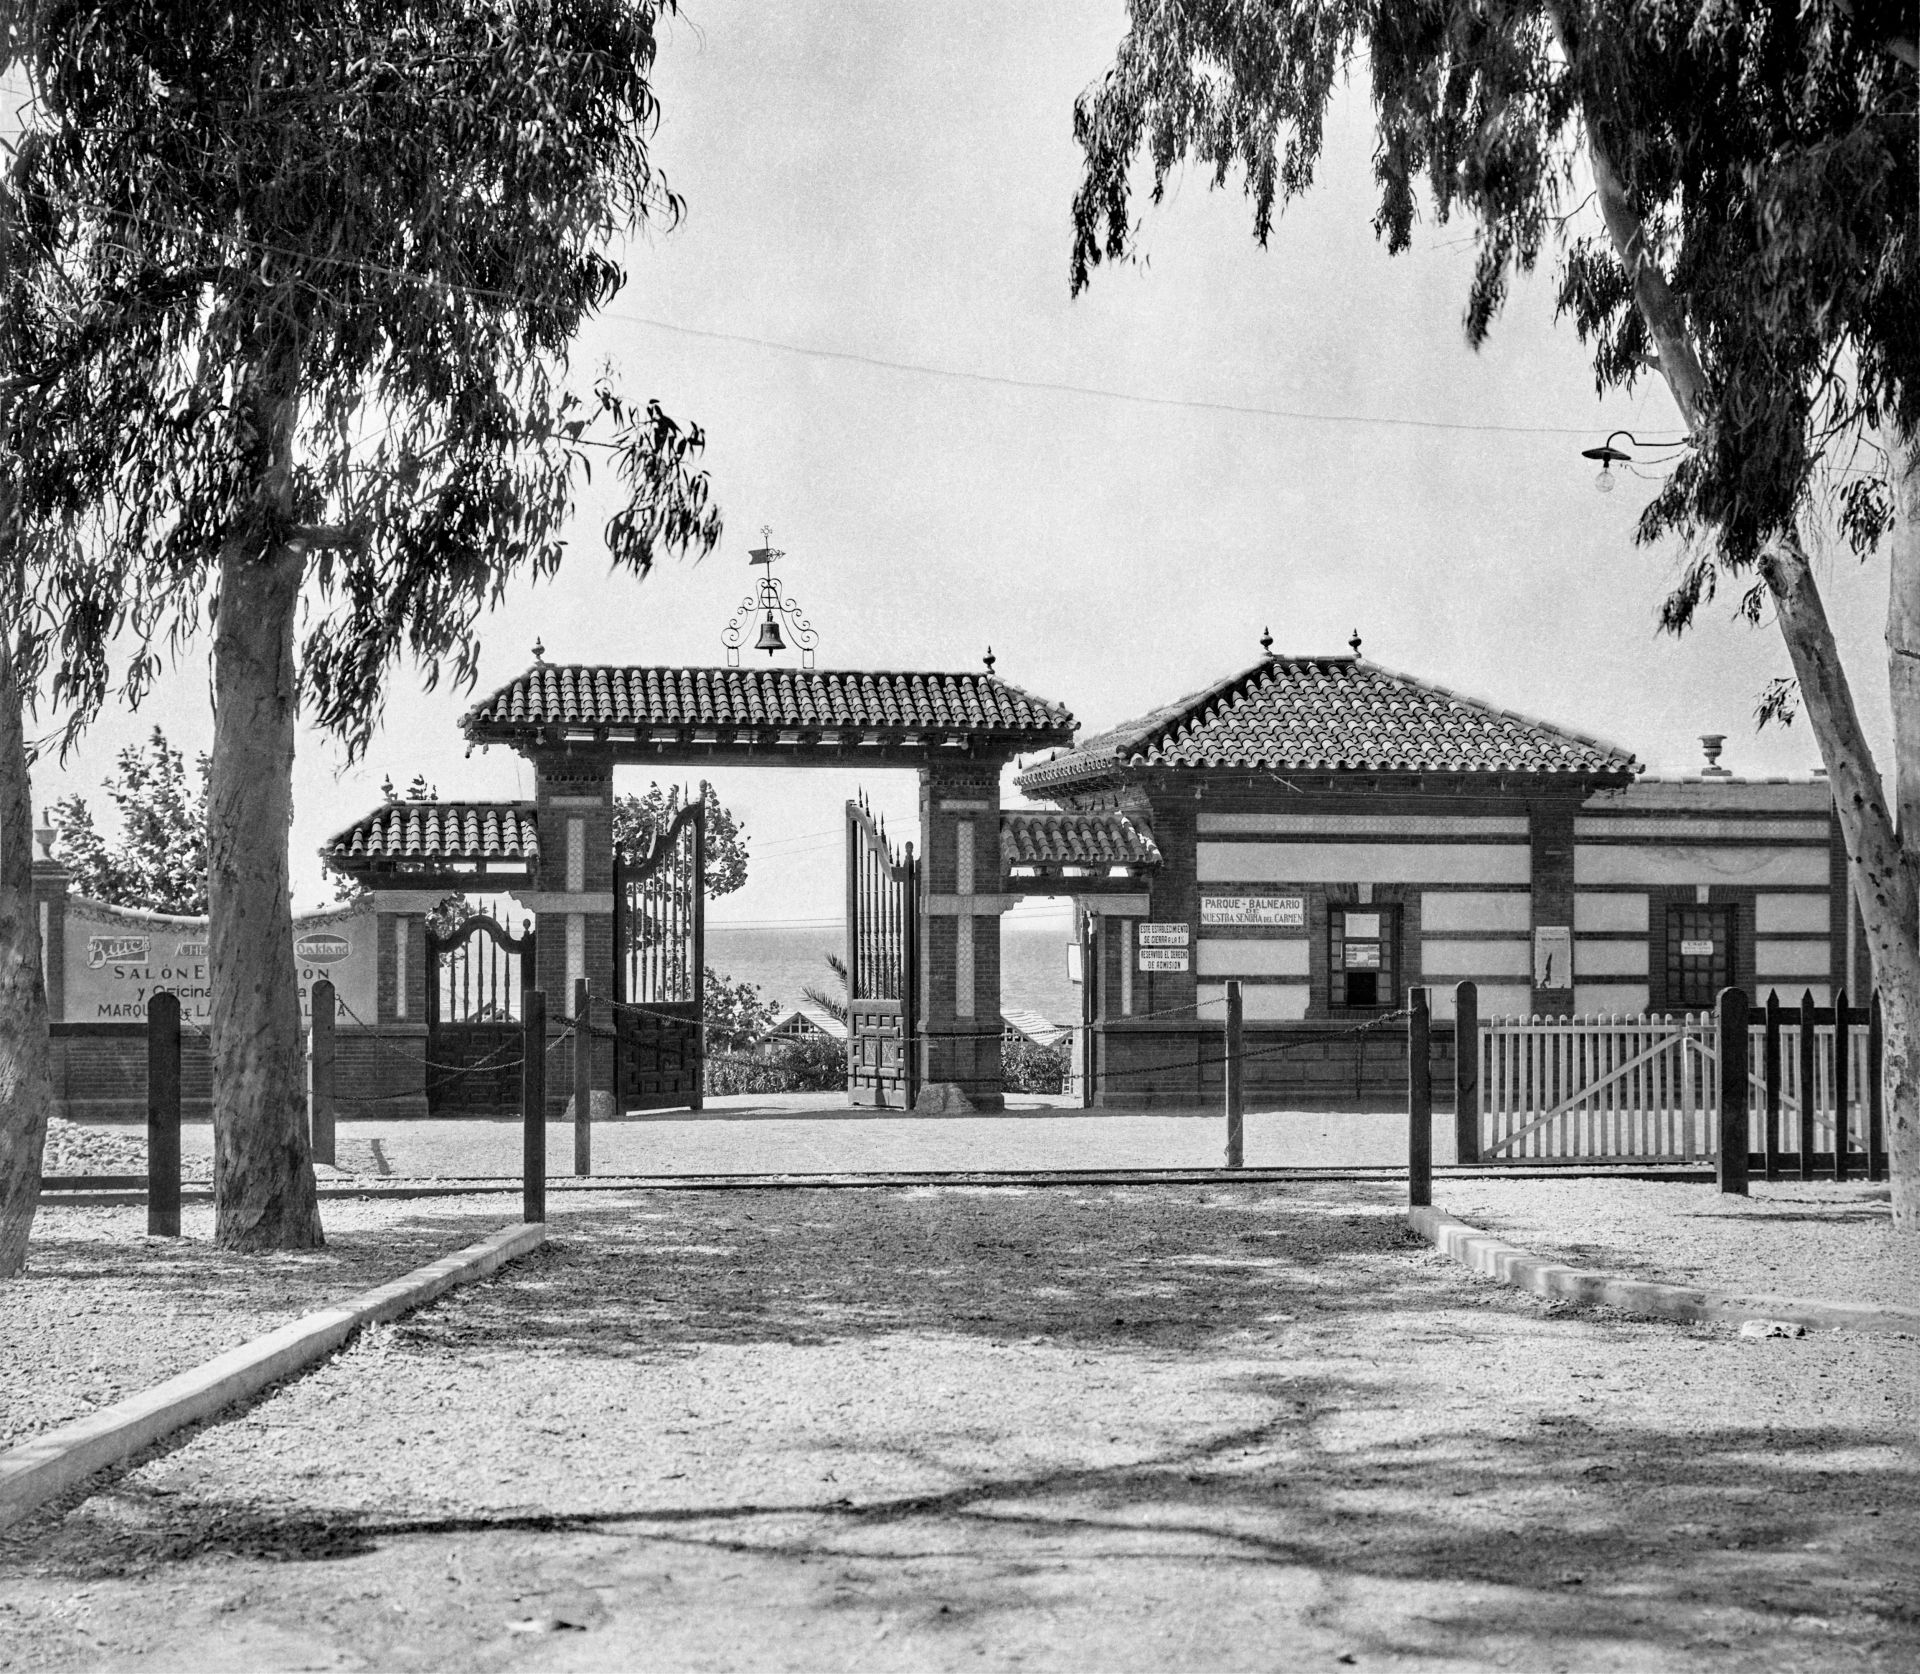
1066,942,1083,985
1343,943,1382,970
62,901,377,1025
1678,939,1715,958
1343,911,1382,941
1138,949,1190,972
1533,924,1572,988
1138,922,1190,947
1201,895,1305,927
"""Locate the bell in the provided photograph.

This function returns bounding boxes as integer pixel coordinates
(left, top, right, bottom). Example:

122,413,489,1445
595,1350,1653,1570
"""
755,612,785,654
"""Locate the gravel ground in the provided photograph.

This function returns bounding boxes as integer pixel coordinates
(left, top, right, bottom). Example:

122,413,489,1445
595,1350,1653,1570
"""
1442,1178,1920,1315
1,1197,523,1452
2,1184,1917,1672
53,1100,1464,1179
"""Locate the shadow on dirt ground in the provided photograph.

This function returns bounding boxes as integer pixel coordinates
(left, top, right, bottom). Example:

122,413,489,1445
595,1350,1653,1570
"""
4,1183,1916,1671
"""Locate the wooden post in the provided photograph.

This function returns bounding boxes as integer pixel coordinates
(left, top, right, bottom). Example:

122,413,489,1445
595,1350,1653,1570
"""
1408,986,1432,1208
1762,989,1781,1181
1453,980,1479,1166
309,977,336,1168
1833,986,1851,1183
146,991,181,1238
523,988,546,1224
1869,990,1887,1183
690,786,707,1112
573,975,592,1177
1716,986,1749,1196
1223,979,1244,1169
1798,988,1817,1180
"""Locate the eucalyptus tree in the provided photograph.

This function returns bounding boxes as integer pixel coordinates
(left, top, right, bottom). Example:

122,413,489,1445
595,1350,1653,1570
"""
4,1,721,1250
1071,0,1920,1225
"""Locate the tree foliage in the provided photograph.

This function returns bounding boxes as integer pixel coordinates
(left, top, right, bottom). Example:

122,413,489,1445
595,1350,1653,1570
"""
1071,1,1917,615
614,782,749,899
2,0,722,746
48,726,208,914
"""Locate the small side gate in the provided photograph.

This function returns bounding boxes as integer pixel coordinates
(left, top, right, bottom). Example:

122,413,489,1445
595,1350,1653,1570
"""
424,913,532,1114
1475,994,1888,1170
845,797,918,1107
614,795,706,1111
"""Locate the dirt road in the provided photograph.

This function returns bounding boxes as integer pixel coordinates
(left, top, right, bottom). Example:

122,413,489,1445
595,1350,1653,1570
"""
3,1182,1915,1671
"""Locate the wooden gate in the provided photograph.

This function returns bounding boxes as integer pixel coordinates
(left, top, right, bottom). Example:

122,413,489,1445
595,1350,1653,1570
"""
845,797,918,1107
614,795,705,1111
425,913,532,1114
1479,1012,1718,1163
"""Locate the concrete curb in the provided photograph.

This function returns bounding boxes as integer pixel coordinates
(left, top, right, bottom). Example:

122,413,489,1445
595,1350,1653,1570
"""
1409,1206,1920,1335
0,1219,546,1530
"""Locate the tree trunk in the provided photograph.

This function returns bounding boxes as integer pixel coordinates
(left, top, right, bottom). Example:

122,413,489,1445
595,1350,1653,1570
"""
0,628,56,1278
1765,533,1920,1224
208,533,323,1250
1576,96,1920,1226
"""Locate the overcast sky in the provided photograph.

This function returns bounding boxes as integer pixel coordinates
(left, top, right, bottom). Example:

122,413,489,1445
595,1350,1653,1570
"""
21,4,1893,925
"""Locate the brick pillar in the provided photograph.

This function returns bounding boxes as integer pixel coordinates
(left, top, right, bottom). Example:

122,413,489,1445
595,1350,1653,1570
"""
354,889,439,1119
1529,799,1576,1017
916,761,1007,1111
529,752,617,1116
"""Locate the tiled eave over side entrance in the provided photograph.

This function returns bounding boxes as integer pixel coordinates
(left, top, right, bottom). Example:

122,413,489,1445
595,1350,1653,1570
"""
323,800,539,892
462,664,1077,766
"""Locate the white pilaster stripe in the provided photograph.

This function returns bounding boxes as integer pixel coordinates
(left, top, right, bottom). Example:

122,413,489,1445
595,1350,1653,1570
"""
565,914,584,1000
1574,892,1649,932
1119,920,1134,1016
1196,939,1310,977
955,913,975,1018
1573,845,1829,886
1195,982,1309,1021
1197,842,1530,885
1199,813,1530,837
1422,939,1531,977
1573,941,1649,977
394,922,408,1021
1755,894,1831,933
1756,940,1832,978
566,818,584,894
956,820,975,898
1572,816,1828,841
1419,891,1533,932
1572,982,1652,1017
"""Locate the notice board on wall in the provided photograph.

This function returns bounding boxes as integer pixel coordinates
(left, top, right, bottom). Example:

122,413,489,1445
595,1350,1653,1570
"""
61,900,378,1025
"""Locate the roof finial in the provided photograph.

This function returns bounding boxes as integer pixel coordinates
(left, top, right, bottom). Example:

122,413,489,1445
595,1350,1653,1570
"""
380,773,395,803
1348,629,1363,656
1260,626,1274,657
983,646,996,675
532,637,545,664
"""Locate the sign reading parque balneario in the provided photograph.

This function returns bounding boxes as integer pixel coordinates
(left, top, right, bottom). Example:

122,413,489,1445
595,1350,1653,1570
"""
61,899,378,1025
1201,895,1305,927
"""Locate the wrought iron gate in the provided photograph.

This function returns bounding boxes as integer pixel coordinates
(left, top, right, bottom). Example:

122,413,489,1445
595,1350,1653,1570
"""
424,913,532,1114
614,794,706,1111
845,797,918,1107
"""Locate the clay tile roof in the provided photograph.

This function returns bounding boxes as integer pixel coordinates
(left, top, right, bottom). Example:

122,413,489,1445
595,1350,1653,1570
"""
462,665,1074,742
1001,810,1160,869
1016,654,1637,793
322,801,540,871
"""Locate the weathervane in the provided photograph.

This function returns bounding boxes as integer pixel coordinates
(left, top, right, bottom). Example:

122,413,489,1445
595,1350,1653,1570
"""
723,526,819,669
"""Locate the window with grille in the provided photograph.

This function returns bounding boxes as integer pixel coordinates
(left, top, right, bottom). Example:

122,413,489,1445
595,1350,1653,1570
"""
1665,904,1733,1011
1329,907,1397,1009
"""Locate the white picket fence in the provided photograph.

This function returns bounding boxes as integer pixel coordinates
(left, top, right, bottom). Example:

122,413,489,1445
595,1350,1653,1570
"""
1478,1010,1876,1164
1480,1013,1719,1163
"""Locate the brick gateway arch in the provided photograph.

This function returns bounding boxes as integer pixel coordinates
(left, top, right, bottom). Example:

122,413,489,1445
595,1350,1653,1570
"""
324,662,1166,1115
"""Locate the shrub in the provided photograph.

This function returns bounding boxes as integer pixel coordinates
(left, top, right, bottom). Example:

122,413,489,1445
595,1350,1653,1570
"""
1003,1034,1070,1094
